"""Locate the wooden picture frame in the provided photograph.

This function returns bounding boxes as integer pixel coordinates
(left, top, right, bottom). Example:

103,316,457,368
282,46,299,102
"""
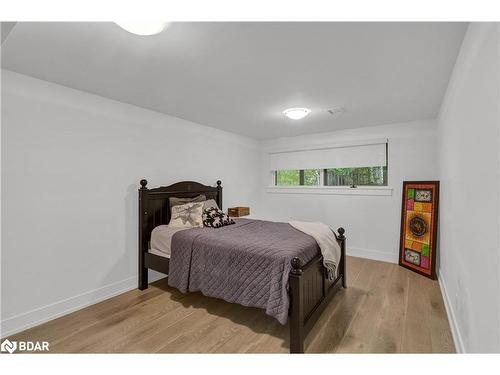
399,181,439,279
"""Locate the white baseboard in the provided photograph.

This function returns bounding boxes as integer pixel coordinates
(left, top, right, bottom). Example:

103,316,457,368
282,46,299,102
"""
347,246,399,264
1,272,165,338
438,271,466,353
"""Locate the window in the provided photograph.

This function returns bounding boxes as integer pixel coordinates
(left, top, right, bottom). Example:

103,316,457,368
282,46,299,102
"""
274,166,387,187
324,166,387,186
275,169,320,186
271,140,388,188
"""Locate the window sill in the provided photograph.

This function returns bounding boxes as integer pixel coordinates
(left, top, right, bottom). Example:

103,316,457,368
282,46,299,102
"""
266,185,393,196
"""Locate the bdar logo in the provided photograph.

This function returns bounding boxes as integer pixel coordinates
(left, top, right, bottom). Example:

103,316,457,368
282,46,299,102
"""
0,339,49,353
1,339,17,354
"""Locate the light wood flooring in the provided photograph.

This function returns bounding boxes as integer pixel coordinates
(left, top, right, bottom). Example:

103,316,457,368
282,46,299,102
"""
7,256,455,353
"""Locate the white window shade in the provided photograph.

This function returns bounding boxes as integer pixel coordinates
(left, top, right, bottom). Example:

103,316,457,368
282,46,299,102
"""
269,141,387,171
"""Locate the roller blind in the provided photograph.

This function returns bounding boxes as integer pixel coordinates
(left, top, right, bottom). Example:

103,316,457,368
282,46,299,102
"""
269,141,387,171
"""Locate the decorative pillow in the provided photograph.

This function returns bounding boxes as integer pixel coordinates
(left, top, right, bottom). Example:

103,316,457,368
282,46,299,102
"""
202,198,220,210
169,195,206,209
169,202,204,228
203,207,235,228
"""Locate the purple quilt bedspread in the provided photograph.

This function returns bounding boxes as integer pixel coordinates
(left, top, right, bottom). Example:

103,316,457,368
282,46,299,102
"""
167,219,319,324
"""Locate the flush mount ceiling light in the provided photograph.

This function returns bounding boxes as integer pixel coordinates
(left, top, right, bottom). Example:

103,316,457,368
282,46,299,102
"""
115,22,169,36
283,108,311,120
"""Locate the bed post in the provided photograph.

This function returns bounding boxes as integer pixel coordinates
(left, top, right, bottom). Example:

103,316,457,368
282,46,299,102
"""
289,257,304,353
138,179,149,290
337,227,347,288
216,180,223,209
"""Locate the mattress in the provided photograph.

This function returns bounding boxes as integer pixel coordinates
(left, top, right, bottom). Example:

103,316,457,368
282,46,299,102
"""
149,225,188,258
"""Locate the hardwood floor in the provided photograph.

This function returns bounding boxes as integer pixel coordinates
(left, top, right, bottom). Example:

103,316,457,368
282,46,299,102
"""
7,256,455,353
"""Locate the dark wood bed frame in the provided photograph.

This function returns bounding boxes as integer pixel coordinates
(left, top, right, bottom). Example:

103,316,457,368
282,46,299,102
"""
138,179,346,353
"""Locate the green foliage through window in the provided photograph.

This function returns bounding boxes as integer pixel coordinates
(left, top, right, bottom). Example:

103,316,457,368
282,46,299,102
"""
275,169,320,186
324,166,387,186
276,170,300,185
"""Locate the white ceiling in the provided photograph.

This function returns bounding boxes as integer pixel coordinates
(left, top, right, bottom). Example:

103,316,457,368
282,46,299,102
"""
1,22,467,140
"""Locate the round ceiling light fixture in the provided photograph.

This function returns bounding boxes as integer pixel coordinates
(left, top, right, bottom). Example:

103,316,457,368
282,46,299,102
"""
283,107,311,120
115,21,169,36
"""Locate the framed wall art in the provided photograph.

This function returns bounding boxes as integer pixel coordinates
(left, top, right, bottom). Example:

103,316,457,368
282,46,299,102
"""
399,181,439,279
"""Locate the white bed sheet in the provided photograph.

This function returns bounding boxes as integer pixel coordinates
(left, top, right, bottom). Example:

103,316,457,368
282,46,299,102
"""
149,225,188,258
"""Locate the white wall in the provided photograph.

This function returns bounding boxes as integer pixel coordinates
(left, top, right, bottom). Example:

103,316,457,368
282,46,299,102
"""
0,70,261,336
437,23,500,353
259,119,438,263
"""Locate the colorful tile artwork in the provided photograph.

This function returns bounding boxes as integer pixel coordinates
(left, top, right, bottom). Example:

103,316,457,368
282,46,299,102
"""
404,249,420,266
421,244,429,257
407,188,415,200
405,211,431,244
422,203,432,212
406,199,414,210
420,256,429,269
415,189,432,202
400,182,439,279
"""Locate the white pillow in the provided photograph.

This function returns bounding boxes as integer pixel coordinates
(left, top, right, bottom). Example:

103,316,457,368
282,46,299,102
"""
169,202,204,228
203,199,220,210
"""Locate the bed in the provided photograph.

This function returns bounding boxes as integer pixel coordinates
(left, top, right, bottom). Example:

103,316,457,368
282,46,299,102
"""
138,179,346,353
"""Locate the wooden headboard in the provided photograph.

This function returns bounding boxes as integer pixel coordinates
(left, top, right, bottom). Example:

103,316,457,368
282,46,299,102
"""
138,179,222,254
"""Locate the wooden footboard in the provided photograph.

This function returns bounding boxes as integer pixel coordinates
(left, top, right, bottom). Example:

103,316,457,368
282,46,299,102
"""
289,227,346,353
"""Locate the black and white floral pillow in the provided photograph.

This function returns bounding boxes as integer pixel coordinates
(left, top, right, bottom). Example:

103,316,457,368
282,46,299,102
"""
202,207,235,228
